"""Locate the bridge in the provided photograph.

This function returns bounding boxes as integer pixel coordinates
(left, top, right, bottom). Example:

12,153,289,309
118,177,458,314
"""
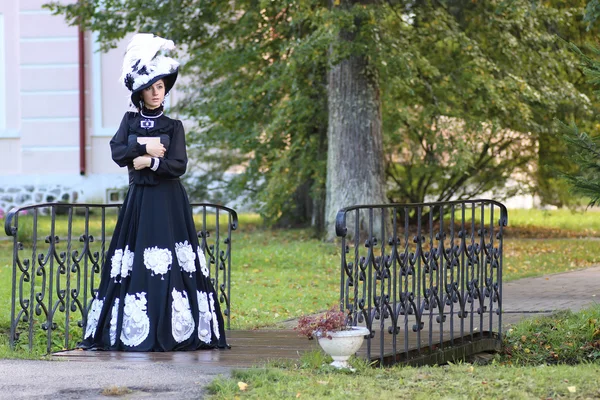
4,200,505,366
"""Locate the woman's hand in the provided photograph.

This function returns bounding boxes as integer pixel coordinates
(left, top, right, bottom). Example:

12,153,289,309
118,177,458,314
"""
133,156,152,170
146,141,166,157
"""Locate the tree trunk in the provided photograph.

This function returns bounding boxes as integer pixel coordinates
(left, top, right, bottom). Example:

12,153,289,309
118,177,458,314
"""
325,44,387,240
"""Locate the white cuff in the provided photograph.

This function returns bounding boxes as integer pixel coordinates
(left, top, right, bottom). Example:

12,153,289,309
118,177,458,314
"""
150,157,160,171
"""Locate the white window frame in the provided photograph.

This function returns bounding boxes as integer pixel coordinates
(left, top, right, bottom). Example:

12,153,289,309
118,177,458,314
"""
92,32,115,137
0,12,16,138
0,13,6,132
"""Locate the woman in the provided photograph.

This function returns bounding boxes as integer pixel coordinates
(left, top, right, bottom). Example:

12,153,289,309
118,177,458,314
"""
79,34,228,351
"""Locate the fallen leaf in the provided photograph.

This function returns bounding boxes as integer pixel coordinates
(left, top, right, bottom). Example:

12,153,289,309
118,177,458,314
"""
567,386,576,393
296,393,301,398
467,366,474,373
238,382,248,391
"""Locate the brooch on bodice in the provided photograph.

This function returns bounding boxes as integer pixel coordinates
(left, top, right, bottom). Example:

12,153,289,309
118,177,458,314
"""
139,110,164,130
140,119,155,129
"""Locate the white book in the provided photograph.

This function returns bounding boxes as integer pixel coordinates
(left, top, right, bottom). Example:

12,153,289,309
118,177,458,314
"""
137,137,160,145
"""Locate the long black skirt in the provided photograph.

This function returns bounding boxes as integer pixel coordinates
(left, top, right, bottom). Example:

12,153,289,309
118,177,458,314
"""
79,180,228,351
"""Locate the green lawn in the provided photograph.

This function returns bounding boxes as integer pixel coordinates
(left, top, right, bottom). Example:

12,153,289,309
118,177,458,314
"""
503,238,600,281
448,207,600,238
207,363,600,399
207,305,600,399
507,208,600,236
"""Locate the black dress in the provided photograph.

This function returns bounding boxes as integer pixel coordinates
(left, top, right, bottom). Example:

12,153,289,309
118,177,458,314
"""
79,109,228,351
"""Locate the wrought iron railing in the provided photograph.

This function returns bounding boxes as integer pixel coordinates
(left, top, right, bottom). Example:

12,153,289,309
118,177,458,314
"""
3,202,237,353
335,199,507,366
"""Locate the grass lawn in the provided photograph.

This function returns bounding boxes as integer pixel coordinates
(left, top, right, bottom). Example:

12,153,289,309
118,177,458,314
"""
207,362,600,399
506,208,600,237
503,238,600,281
207,305,600,398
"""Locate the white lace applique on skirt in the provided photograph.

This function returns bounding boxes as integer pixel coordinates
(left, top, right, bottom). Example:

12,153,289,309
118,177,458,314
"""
171,288,195,342
144,247,172,279
121,246,135,279
197,247,209,277
110,249,123,280
197,290,212,344
209,292,220,339
175,241,196,277
120,292,150,347
109,298,120,346
84,297,104,339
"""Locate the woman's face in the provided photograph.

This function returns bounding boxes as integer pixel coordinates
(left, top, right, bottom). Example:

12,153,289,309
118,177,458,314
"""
141,80,166,109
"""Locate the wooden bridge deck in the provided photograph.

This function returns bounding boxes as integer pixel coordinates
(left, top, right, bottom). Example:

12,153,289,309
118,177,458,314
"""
53,328,501,368
54,330,319,367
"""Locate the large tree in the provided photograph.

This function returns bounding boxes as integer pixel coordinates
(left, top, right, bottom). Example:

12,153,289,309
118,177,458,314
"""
48,0,599,237
325,0,386,239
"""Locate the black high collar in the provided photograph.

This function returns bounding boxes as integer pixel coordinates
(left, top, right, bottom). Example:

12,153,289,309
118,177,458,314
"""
141,105,164,117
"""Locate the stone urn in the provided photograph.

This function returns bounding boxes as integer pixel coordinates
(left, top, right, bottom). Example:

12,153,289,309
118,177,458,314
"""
316,326,370,369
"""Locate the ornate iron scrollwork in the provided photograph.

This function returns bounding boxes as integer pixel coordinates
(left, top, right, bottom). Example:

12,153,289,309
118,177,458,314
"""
4,202,237,353
336,200,507,366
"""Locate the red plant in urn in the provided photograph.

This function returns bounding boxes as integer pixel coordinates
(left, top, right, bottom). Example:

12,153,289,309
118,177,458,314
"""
296,307,349,340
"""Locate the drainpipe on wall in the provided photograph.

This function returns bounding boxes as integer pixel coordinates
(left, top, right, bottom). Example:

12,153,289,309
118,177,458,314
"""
78,24,86,175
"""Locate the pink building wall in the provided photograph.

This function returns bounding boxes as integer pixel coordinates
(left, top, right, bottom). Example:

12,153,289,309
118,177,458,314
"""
0,1,183,211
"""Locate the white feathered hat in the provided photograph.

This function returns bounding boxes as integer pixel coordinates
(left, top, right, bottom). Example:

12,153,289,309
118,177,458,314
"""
120,33,180,107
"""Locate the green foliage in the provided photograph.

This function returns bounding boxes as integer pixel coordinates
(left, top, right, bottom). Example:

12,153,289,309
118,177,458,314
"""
44,0,600,228
383,1,596,206
554,4,600,207
178,0,331,225
501,306,600,365
558,119,600,207
585,0,600,29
